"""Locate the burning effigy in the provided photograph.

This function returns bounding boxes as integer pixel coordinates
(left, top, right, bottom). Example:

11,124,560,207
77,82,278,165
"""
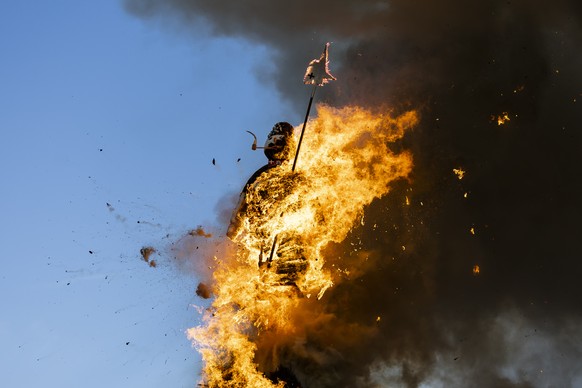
188,44,417,387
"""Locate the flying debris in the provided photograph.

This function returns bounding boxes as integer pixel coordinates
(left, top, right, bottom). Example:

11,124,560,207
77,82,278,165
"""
189,227,212,238
492,112,511,125
140,246,156,266
453,168,466,180
196,282,212,299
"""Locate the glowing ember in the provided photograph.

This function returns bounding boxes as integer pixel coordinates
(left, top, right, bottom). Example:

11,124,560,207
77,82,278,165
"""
470,227,475,235
492,112,511,125
453,168,466,180
513,85,525,94
473,265,480,275
188,105,417,386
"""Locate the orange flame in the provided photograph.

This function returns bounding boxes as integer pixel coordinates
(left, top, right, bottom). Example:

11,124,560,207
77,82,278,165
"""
473,265,480,275
492,112,510,125
188,105,417,386
453,168,466,180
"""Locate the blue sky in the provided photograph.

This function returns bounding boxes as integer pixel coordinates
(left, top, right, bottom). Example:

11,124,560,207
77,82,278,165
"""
0,1,291,386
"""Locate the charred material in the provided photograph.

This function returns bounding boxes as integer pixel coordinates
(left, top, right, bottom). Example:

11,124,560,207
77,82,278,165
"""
227,122,311,288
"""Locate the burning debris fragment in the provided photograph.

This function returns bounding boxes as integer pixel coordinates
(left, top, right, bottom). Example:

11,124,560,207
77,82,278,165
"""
453,168,466,180
492,112,511,125
140,246,156,266
189,227,213,238
196,282,212,299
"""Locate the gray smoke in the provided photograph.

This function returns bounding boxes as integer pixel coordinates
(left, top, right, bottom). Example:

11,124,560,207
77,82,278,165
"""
124,1,582,386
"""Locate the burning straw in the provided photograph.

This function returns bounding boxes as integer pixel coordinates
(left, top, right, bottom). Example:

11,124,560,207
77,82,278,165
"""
188,105,417,386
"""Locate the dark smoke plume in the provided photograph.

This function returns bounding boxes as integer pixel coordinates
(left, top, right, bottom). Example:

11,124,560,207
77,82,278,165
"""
125,1,582,386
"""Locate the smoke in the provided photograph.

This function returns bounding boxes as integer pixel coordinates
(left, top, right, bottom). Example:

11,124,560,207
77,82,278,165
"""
124,1,582,386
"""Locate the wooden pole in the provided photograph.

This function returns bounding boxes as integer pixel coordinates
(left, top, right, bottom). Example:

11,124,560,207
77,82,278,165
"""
292,84,318,172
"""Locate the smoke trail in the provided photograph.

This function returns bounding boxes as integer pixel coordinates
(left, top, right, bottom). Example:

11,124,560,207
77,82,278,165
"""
125,1,582,386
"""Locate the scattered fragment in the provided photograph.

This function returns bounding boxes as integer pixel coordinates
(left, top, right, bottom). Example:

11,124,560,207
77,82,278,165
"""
470,227,475,235
212,158,216,165
149,260,157,268
237,158,241,162
140,246,156,265
453,168,466,180
196,283,212,299
189,227,212,238
491,112,511,125
513,84,525,93
126,342,130,346
89,250,93,254
473,265,480,275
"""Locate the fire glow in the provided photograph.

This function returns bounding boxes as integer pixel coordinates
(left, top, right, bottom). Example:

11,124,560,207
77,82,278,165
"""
188,105,417,386
492,112,511,125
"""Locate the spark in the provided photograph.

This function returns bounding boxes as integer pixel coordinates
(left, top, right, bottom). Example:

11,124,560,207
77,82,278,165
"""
492,112,511,125
453,168,466,180
473,265,480,275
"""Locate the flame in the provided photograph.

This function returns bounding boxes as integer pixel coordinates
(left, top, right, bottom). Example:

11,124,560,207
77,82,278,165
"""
188,105,417,386
473,265,480,275
453,168,466,180
492,112,510,125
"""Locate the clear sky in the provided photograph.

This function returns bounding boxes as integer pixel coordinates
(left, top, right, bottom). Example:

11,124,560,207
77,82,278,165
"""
0,1,291,386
